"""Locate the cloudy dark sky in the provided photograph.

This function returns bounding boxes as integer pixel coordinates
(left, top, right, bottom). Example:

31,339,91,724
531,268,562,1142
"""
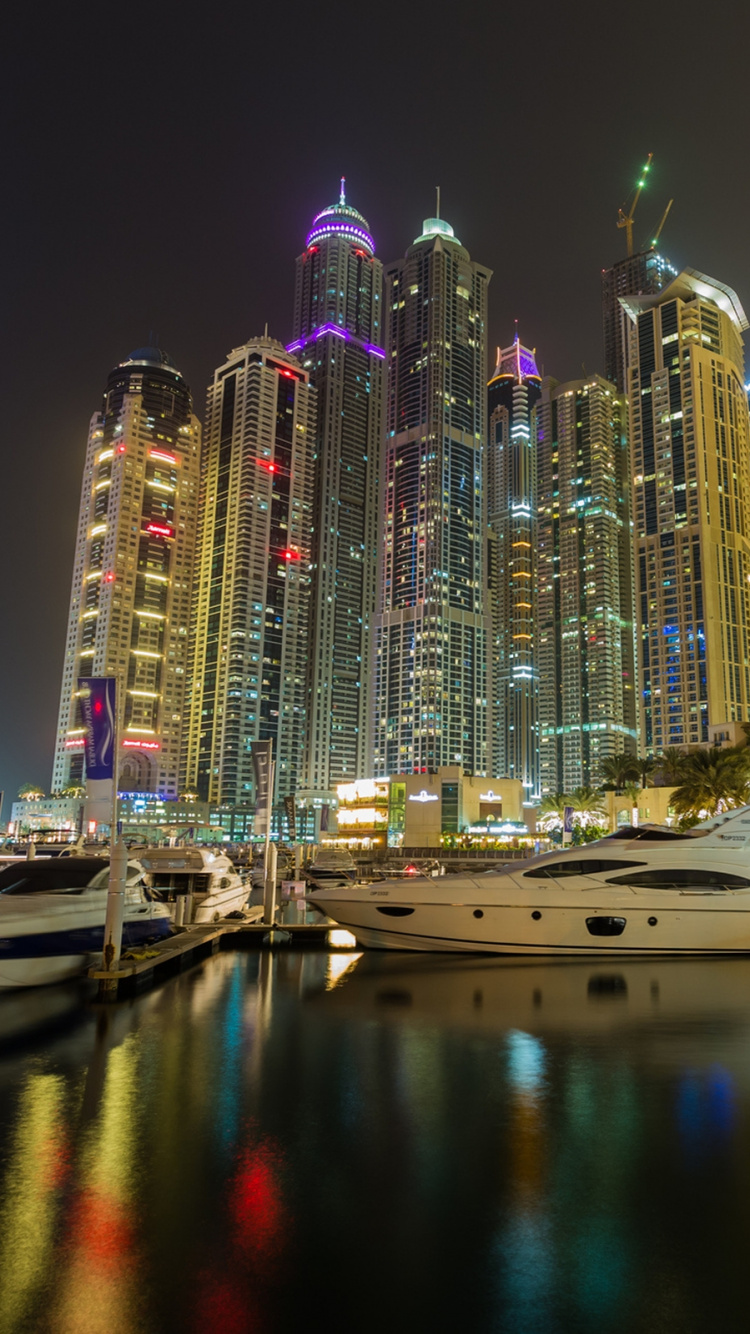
2,0,749,811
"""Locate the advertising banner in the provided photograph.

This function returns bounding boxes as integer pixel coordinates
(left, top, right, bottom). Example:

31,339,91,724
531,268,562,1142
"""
78,677,117,780
251,740,274,836
283,794,297,841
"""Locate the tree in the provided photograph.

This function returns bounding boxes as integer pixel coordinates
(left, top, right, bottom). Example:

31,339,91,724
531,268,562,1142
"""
567,786,607,827
60,785,85,799
636,755,657,788
537,792,569,832
670,747,750,821
17,783,44,801
599,753,639,791
655,747,688,786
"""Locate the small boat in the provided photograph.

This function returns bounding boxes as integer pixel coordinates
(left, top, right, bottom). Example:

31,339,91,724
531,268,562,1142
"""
305,847,357,889
0,856,172,988
139,847,249,923
249,845,294,892
306,806,750,955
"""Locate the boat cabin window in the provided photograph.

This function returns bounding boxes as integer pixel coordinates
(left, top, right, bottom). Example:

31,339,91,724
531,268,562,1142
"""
523,859,647,879
605,868,750,890
0,859,109,895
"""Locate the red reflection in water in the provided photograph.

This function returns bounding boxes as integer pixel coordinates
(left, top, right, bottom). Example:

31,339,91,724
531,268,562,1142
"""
192,1134,289,1333
68,1188,135,1270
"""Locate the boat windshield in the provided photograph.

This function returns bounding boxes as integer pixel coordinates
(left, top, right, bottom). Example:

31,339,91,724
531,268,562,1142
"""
601,825,706,841
0,858,109,895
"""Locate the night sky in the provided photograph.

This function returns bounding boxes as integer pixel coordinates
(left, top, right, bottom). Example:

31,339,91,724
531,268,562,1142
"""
2,0,749,812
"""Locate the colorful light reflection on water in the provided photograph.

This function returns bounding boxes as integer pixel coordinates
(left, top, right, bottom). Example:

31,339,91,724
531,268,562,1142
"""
1,954,750,1331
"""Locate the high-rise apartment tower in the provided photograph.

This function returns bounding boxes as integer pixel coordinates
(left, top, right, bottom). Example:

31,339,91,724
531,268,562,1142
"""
288,183,384,798
536,375,637,792
487,334,542,797
622,269,750,751
185,336,316,807
602,248,677,392
52,347,201,796
374,212,492,777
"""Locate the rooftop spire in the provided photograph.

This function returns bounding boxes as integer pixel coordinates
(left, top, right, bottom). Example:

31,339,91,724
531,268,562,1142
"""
436,185,441,219
340,176,346,205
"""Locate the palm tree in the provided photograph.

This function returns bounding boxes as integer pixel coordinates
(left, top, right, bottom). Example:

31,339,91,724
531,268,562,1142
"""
635,755,657,788
537,792,569,831
599,753,639,791
670,747,750,820
567,786,607,827
17,783,44,801
655,747,688,786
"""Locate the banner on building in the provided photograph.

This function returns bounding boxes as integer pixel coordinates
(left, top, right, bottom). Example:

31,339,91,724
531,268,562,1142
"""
320,803,330,833
563,806,574,834
78,677,117,780
251,740,274,836
283,794,297,841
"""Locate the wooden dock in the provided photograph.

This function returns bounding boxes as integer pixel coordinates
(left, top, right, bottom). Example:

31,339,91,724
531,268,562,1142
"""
89,915,354,1000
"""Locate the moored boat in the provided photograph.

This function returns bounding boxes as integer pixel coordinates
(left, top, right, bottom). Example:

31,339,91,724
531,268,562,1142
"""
0,856,172,988
307,807,750,955
305,847,357,889
138,847,249,923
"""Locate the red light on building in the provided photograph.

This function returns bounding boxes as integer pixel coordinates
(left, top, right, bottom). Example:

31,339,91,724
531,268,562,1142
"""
116,444,126,454
284,549,300,561
145,523,173,537
122,740,160,750
104,571,115,583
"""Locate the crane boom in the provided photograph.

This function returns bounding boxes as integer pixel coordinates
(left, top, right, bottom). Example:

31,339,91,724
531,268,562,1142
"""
617,153,653,256
651,198,673,249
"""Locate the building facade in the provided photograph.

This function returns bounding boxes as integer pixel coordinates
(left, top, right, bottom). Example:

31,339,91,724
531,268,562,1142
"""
374,213,492,777
52,348,201,797
288,183,384,798
622,269,750,751
487,334,542,798
535,375,636,793
184,336,316,808
602,248,677,392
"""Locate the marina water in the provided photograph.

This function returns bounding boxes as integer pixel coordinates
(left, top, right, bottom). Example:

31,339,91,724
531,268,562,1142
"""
1,949,750,1332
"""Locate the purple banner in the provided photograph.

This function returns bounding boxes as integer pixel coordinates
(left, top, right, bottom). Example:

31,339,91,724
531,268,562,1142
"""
78,677,116,781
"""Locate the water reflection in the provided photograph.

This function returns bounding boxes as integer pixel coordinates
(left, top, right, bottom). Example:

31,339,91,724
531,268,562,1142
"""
0,953,750,1331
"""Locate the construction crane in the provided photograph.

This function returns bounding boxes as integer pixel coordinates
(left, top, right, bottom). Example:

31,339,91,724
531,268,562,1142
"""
617,153,653,257
650,198,673,250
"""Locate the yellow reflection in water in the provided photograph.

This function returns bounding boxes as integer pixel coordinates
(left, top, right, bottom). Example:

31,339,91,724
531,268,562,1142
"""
328,929,358,949
325,951,363,990
0,1071,68,1330
52,1032,148,1334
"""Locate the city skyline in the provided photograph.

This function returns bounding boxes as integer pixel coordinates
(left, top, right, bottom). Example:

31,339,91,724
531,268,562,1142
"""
3,0,750,807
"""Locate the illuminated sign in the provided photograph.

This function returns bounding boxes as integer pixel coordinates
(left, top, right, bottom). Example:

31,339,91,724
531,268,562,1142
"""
408,790,439,803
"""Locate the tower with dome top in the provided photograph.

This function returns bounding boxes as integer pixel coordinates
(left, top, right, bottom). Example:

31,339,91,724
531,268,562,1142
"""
288,181,384,802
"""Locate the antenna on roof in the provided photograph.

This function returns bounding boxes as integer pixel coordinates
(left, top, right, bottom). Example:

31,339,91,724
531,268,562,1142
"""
340,176,346,205
436,186,441,219
264,322,268,339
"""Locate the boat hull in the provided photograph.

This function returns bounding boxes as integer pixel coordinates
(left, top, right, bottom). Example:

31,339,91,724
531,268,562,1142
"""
308,887,750,955
0,913,172,988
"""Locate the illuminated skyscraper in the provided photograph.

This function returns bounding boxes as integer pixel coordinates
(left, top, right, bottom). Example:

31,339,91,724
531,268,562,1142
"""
288,183,384,797
602,248,677,392
622,269,750,751
185,336,316,806
52,347,201,796
487,334,542,797
374,212,492,776
535,375,636,792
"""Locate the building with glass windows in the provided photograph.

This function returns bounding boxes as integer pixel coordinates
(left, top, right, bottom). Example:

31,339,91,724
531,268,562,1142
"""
621,268,750,751
288,183,384,800
184,335,316,809
52,347,201,797
602,248,677,392
487,334,542,798
374,212,492,777
535,374,636,793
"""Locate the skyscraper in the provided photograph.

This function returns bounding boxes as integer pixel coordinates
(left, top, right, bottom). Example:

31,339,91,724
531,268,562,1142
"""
287,183,384,797
185,336,316,807
535,375,636,793
622,269,750,751
52,347,201,796
602,248,677,392
487,334,542,798
374,211,492,777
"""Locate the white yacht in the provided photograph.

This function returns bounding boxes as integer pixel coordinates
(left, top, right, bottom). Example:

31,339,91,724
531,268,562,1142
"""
139,847,249,923
306,807,750,955
0,857,172,988
305,848,357,889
